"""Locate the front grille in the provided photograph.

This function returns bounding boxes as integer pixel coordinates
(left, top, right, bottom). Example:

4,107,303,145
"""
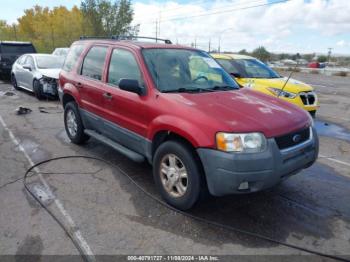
299,92,316,105
275,127,310,150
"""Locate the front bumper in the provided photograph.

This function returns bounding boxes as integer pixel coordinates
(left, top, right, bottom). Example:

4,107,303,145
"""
197,127,319,196
58,86,63,102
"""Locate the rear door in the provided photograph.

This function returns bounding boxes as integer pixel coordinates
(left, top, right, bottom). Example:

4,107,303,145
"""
99,47,148,153
76,45,109,132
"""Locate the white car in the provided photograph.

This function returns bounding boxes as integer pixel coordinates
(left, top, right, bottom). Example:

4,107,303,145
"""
11,54,64,99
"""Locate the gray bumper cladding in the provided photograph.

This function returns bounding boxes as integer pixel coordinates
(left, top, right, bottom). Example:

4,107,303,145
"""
197,127,319,196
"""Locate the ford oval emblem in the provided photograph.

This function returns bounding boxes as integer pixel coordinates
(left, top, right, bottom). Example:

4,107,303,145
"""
292,134,301,143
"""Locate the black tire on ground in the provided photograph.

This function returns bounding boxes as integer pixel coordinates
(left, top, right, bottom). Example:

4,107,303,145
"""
11,74,20,90
64,101,89,144
33,79,45,100
153,140,204,210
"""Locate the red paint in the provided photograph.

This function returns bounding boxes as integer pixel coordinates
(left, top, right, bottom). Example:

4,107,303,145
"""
60,40,312,149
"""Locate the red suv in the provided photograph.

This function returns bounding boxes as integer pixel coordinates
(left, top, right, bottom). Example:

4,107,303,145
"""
59,37,318,210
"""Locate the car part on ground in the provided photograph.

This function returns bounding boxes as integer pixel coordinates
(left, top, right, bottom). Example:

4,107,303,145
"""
60,37,318,210
15,106,32,115
212,53,319,114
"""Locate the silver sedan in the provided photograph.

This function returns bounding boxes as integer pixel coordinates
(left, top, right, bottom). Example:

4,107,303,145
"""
11,54,64,99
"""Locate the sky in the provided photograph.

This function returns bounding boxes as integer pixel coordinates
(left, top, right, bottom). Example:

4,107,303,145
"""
1,0,350,54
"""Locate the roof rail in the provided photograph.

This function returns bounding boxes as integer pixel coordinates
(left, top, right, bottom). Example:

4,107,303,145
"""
79,35,172,44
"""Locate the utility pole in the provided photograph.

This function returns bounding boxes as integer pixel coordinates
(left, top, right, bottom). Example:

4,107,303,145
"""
155,20,158,42
208,39,211,53
158,10,161,38
327,47,333,64
194,37,197,48
218,36,221,53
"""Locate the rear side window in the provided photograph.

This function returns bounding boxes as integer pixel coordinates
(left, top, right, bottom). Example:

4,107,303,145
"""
62,44,84,72
108,49,142,86
81,46,108,81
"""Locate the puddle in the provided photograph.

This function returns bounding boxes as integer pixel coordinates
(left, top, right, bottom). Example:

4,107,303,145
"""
0,90,16,96
314,120,350,142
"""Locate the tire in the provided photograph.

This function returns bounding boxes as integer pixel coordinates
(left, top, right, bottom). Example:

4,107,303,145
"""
64,101,89,144
33,79,44,100
11,74,20,90
310,110,316,118
153,140,203,210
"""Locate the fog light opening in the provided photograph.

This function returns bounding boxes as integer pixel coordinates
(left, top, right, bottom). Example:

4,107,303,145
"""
238,181,249,191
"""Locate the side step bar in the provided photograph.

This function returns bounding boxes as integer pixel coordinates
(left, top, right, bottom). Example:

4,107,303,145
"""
84,129,145,163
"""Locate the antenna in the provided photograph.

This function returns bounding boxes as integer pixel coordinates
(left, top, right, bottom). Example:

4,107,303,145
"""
278,63,297,98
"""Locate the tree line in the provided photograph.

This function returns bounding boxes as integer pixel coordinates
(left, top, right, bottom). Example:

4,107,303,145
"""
0,0,136,53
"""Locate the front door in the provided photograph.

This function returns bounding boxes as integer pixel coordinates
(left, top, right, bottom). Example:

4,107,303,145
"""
100,48,148,153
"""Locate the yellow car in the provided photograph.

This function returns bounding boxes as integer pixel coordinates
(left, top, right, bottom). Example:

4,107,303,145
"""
212,53,319,116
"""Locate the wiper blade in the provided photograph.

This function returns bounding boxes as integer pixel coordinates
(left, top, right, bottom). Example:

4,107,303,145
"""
210,85,237,91
162,87,215,93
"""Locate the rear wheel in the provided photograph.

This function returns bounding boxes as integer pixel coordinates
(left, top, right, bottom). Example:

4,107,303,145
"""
11,74,20,90
64,102,89,144
153,140,203,210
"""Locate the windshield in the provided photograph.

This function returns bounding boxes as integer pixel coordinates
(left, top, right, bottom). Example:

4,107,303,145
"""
142,49,239,93
1,44,35,54
217,58,280,79
35,56,64,69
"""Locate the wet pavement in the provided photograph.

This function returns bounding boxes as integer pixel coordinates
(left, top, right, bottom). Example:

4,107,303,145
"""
314,120,350,143
0,73,350,261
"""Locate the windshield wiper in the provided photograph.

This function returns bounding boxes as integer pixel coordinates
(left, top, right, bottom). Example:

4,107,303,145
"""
210,85,237,91
162,87,215,93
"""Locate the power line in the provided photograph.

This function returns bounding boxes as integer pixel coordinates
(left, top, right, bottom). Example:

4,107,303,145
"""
134,0,267,24
136,0,290,25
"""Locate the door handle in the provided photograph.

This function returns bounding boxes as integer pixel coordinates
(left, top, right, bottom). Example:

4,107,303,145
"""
103,92,113,100
75,82,83,88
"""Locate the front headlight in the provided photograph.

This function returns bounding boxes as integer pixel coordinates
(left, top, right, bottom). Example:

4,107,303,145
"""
267,87,297,99
216,132,266,153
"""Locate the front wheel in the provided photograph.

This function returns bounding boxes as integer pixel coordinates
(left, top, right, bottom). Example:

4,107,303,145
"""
153,140,203,210
64,102,89,144
33,79,44,100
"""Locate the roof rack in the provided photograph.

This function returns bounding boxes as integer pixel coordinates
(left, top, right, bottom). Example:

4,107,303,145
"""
79,35,172,44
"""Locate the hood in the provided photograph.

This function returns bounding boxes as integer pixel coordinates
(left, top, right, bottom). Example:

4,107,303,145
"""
238,77,313,93
164,89,311,138
38,68,61,79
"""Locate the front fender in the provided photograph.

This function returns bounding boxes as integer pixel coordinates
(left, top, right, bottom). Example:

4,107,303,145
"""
147,115,213,148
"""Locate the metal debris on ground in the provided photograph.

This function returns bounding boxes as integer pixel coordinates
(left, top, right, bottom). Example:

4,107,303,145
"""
15,106,32,115
38,106,63,114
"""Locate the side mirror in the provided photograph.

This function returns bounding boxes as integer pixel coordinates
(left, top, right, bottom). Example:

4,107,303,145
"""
230,72,241,78
23,64,32,71
119,79,145,95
